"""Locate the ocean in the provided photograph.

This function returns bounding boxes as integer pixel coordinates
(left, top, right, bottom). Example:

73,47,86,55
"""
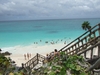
0,18,100,49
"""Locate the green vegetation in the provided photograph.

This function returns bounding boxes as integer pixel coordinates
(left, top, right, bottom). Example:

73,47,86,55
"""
0,50,92,75
0,54,10,74
32,52,92,75
0,54,27,75
0,49,30,75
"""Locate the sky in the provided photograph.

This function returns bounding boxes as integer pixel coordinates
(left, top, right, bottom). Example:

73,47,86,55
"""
0,0,100,21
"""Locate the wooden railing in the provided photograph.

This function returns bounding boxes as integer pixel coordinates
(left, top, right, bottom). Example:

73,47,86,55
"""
59,23,100,61
23,53,45,70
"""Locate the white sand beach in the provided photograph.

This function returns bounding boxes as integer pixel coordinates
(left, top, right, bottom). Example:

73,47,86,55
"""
7,54,30,67
2,42,66,67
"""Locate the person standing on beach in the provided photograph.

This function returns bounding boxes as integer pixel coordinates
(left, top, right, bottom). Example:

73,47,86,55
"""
27,53,29,60
24,54,26,60
30,53,31,58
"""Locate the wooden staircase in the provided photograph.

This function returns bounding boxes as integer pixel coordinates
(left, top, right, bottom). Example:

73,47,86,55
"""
22,53,45,72
22,23,100,73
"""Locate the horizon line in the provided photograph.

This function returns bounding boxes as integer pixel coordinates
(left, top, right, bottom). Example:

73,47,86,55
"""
0,17,100,22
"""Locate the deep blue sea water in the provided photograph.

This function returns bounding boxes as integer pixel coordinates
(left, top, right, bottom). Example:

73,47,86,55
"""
0,18,100,48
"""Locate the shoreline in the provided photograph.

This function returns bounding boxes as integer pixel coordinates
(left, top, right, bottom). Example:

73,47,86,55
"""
1,39,70,54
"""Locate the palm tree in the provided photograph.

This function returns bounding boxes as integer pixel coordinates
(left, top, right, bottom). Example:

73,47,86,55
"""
82,21,91,31
82,21,96,45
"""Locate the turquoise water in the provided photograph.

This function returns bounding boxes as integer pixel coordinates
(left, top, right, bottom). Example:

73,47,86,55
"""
0,18,100,47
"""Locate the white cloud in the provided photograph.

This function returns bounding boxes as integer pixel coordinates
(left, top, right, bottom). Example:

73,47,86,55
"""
0,0,100,20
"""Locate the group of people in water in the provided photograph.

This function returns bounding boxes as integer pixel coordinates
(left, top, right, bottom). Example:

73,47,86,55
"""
24,53,31,60
33,37,71,45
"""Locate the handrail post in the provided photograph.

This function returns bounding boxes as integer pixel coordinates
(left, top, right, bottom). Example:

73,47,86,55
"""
77,38,80,51
98,23,100,36
22,63,24,68
37,53,39,64
98,44,100,57
98,37,100,57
